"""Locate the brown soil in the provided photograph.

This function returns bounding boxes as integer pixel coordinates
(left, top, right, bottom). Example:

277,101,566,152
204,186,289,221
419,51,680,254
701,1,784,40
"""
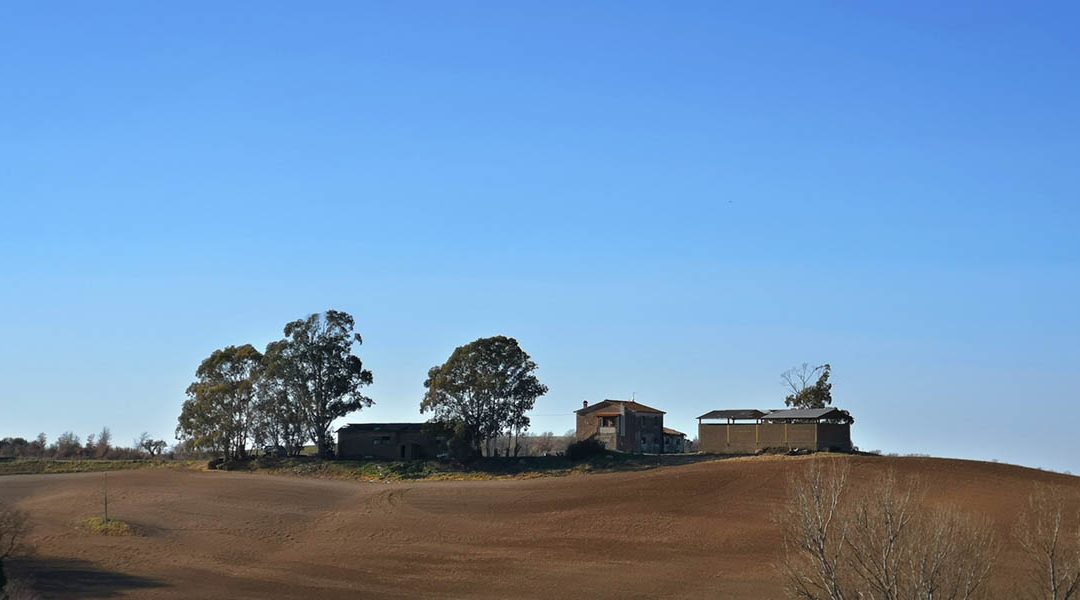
1,455,1076,599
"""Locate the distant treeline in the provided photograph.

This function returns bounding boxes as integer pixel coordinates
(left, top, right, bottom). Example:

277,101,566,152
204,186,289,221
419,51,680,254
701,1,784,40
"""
0,429,169,461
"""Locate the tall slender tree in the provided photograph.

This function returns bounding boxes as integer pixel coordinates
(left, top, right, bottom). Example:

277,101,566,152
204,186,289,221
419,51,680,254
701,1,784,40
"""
254,340,309,456
272,310,374,458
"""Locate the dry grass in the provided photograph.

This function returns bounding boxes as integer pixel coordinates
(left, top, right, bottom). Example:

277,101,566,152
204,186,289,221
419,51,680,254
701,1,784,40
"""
0,460,204,477
78,517,135,537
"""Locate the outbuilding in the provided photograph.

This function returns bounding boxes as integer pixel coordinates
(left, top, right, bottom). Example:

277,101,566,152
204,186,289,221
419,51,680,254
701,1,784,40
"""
336,423,449,460
697,407,853,454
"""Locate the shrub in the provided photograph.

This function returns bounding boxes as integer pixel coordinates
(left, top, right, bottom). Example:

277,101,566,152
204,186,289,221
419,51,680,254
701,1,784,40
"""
566,437,606,461
79,517,134,536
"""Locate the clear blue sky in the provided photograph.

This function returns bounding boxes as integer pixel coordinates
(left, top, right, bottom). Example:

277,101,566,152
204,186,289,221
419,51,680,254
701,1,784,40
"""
2,2,1077,471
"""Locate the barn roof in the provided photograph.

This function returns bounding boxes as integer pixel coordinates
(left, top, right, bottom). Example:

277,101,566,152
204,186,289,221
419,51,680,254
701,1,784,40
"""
577,399,665,415
761,408,847,421
662,428,686,437
338,423,427,432
697,409,768,420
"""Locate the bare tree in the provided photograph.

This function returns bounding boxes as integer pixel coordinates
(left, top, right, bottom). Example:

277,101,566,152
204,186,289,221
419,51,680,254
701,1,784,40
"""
1016,485,1080,600
0,502,30,598
783,363,820,393
780,461,850,600
779,461,996,600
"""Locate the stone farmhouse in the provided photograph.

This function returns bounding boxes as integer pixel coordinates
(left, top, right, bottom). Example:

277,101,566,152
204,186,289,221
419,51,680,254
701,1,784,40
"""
576,399,677,453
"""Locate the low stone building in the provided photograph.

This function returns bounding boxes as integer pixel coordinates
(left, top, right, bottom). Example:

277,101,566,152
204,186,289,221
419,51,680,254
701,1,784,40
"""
697,407,853,454
337,423,449,460
575,399,666,453
662,428,687,453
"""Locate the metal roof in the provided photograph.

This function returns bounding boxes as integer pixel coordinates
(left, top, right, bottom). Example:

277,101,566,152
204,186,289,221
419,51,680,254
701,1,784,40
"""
338,423,427,432
697,409,768,420
761,408,846,421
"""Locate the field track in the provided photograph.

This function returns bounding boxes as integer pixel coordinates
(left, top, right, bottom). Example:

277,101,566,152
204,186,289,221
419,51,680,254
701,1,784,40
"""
2,455,1078,599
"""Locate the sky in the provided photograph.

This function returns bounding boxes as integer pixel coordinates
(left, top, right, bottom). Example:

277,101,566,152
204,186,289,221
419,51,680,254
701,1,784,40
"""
1,2,1078,471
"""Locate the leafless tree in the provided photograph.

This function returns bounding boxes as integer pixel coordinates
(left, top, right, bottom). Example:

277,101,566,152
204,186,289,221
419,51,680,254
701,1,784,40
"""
0,501,30,600
779,461,996,600
780,461,850,600
1016,485,1080,600
782,363,828,397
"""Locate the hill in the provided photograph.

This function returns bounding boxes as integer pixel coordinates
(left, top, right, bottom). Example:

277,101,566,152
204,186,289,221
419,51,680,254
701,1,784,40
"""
2,454,1077,599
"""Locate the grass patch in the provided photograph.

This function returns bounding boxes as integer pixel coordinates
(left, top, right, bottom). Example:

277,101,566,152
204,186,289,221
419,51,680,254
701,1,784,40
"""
0,459,205,477
79,516,135,536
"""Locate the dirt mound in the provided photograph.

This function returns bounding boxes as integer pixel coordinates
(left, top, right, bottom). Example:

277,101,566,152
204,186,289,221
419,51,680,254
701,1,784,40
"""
2,455,1076,599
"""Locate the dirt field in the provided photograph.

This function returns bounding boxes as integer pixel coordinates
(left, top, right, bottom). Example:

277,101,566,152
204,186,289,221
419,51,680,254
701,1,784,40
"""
2,455,1077,599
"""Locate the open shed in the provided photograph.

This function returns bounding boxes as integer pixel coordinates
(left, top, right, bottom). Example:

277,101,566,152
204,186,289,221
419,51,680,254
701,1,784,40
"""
697,407,853,454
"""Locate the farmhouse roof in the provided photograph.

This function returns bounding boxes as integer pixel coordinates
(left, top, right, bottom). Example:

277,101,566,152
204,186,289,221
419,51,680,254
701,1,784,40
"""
761,408,847,421
697,409,768,420
662,428,686,437
576,399,665,415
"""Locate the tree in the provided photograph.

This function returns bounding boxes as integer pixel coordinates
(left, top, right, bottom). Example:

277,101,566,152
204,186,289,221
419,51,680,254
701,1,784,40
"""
421,336,547,457
0,501,29,594
254,340,311,456
176,344,263,460
1016,486,1080,600
782,363,833,409
53,432,80,459
95,427,111,459
135,432,167,457
780,462,996,600
271,310,374,458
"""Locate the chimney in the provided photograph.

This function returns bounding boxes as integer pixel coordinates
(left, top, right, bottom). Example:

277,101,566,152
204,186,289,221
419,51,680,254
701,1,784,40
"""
582,400,588,409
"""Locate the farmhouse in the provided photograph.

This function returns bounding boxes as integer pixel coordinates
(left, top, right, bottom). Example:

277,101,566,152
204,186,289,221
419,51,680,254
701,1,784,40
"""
576,399,668,453
337,423,449,460
697,407,853,454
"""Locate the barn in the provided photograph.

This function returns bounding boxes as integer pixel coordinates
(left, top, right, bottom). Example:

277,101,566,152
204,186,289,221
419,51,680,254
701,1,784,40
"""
336,423,450,460
697,407,853,454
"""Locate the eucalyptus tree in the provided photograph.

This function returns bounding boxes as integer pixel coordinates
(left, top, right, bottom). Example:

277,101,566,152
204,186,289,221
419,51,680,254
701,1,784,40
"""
253,339,310,456
176,344,263,460
271,310,374,458
421,335,547,457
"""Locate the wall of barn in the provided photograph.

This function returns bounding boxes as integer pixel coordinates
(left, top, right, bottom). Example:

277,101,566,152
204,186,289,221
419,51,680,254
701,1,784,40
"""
697,423,852,454
337,430,447,460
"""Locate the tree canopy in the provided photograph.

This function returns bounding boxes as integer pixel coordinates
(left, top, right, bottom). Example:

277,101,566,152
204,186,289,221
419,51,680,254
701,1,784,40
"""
174,310,374,461
272,310,374,458
176,344,263,460
421,336,547,457
782,363,833,409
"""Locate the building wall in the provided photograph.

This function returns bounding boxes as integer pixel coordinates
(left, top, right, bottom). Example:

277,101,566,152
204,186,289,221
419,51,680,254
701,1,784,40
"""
576,408,665,453
338,429,447,460
663,435,686,453
697,423,852,454
630,413,663,453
